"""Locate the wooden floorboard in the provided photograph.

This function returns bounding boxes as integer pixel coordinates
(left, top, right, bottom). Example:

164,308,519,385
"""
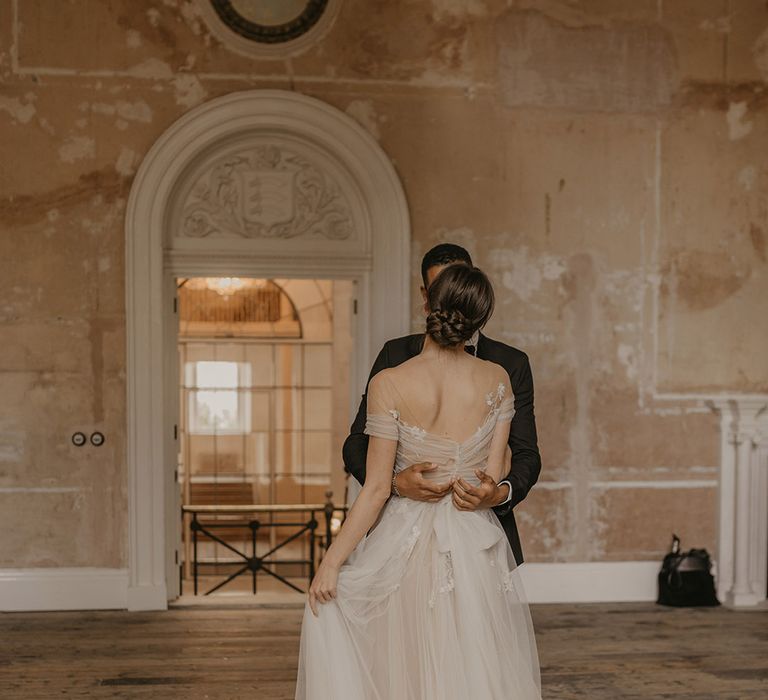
2,602,766,699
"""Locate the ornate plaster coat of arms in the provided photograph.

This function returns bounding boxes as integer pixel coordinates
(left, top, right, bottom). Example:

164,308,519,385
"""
181,145,353,240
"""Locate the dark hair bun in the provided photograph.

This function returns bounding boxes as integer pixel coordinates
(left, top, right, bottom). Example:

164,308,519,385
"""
425,264,494,348
426,308,474,346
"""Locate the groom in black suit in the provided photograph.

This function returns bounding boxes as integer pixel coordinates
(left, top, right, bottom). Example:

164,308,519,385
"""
343,244,542,565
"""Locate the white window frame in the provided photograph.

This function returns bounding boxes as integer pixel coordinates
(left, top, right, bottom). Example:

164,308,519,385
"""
186,360,252,435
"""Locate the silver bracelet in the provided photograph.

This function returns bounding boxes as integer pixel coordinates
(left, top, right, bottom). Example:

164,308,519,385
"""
391,472,401,497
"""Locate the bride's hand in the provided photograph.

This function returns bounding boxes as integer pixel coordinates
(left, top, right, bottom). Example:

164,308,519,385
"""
308,560,340,617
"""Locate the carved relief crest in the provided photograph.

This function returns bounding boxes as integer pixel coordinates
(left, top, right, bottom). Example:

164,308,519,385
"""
180,145,353,240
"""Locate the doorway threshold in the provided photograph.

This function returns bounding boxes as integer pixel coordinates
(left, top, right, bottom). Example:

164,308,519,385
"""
171,591,305,609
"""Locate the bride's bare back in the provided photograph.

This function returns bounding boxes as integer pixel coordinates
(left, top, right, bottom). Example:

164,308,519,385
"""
372,348,511,443
366,344,514,486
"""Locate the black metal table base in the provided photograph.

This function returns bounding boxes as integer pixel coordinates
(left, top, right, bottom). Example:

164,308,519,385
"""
184,499,346,596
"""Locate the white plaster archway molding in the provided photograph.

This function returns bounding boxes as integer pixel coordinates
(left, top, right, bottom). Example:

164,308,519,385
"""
125,90,410,610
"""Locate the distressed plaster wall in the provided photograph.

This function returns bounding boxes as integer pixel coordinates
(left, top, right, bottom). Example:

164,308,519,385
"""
0,0,766,568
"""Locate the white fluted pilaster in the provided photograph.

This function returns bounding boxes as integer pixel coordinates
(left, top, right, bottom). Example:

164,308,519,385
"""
710,397,768,608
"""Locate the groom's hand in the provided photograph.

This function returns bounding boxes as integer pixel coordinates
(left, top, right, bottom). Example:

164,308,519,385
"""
451,470,509,511
394,462,453,502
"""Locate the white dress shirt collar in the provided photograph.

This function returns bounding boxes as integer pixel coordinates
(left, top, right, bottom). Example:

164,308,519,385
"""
467,329,480,355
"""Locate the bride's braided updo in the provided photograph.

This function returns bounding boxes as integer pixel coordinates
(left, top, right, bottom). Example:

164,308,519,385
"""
425,263,495,347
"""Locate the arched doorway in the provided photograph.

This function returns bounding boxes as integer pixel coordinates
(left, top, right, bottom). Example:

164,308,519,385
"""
125,90,410,610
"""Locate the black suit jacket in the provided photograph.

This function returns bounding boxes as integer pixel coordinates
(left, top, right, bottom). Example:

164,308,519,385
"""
342,331,542,565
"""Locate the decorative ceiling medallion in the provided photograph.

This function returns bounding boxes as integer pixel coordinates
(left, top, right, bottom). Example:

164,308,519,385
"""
211,0,327,44
195,0,341,60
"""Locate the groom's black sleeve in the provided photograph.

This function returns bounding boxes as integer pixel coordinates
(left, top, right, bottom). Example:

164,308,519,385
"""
342,342,392,487
493,353,541,517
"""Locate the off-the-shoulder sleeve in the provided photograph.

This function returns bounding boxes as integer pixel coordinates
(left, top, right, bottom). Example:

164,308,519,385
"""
364,373,399,441
496,379,515,423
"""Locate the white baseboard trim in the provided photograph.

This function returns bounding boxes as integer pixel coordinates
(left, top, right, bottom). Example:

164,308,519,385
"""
127,583,168,611
0,561,664,611
0,568,129,612
519,561,661,603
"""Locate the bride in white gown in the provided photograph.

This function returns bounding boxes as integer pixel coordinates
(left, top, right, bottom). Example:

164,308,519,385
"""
295,264,543,699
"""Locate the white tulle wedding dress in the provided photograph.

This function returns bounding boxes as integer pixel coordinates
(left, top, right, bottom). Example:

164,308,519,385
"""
295,367,542,700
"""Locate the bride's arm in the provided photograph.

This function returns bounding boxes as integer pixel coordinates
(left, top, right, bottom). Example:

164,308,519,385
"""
323,435,396,570
307,374,398,615
484,377,515,482
307,437,395,616
484,413,513,483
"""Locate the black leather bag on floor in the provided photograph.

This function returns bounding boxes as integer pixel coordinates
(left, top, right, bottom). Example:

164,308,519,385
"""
657,534,720,607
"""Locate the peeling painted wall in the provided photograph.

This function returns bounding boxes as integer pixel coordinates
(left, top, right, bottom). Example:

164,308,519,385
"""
1,0,766,568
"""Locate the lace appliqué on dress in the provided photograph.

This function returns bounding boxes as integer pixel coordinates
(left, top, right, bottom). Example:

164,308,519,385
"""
491,381,517,424
389,408,427,441
487,549,517,593
499,569,517,593
475,382,513,435
389,493,410,514
485,381,506,408
399,524,421,557
428,552,455,608
390,524,421,594
489,551,518,594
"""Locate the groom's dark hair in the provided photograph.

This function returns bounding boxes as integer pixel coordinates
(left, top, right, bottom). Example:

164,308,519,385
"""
421,244,473,287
